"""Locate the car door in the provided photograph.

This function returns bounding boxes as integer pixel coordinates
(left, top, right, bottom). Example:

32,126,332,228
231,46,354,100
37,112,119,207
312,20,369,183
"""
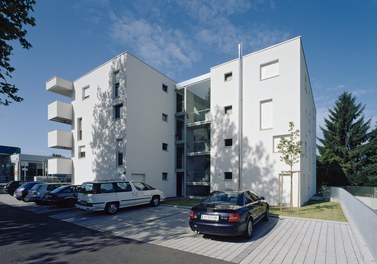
116,182,137,208
131,182,152,205
248,191,265,220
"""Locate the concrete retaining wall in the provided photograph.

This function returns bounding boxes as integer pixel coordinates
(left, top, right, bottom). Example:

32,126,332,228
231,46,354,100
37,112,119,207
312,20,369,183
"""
329,187,377,261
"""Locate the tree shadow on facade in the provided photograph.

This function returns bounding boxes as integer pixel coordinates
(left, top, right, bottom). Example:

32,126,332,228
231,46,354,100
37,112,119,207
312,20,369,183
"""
90,57,127,180
211,106,280,204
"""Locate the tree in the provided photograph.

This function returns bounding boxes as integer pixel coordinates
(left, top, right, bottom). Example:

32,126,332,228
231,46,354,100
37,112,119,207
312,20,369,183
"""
277,121,302,212
0,0,36,106
317,92,371,186
359,123,377,185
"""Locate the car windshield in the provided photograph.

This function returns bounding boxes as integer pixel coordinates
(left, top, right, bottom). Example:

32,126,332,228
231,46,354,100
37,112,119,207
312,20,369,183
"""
202,192,240,205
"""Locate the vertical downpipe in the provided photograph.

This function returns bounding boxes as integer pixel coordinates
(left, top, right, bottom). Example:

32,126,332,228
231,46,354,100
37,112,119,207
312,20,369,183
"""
238,43,243,191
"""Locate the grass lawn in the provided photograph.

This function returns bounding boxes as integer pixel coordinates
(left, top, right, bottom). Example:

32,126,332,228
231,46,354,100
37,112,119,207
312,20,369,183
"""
163,198,348,222
270,200,348,222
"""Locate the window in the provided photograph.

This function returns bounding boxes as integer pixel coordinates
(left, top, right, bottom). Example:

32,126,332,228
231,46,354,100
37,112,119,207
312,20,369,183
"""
224,72,233,82
162,113,168,122
100,183,115,193
224,105,232,115
162,172,168,181
224,138,233,147
77,118,82,141
162,84,168,93
224,172,232,180
273,135,289,153
260,99,273,130
260,60,279,80
116,139,123,166
117,182,132,192
82,86,89,100
114,104,123,119
162,143,168,151
114,82,120,98
78,146,86,158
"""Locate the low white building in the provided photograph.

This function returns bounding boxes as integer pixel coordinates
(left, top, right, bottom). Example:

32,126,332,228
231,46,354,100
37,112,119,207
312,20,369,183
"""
47,36,316,205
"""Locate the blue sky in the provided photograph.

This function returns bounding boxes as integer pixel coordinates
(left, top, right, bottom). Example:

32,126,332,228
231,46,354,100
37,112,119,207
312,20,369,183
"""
1,0,377,156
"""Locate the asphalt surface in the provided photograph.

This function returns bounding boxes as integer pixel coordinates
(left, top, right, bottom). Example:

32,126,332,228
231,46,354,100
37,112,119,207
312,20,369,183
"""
0,202,231,264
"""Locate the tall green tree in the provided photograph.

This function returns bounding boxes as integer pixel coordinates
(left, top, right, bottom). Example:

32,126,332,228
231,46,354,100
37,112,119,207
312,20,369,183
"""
317,92,371,186
0,0,36,106
359,123,377,185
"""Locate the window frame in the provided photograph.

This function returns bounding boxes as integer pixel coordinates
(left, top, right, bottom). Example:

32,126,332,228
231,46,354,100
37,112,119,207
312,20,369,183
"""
82,86,90,100
113,103,123,120
224,172,232,180
224,138,233,147
162,84,168,93
224,105,232,115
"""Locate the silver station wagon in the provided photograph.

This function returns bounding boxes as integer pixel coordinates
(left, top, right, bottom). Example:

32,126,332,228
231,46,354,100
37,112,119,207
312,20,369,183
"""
76,180,165,214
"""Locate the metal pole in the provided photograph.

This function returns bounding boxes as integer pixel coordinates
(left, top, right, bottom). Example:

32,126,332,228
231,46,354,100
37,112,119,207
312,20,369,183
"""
238,43,243,191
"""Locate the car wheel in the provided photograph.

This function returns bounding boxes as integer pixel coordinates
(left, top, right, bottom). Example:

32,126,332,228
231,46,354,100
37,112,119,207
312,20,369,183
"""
244,218,253,239
105,202,118,214
263,207,269,221
151,196,160,207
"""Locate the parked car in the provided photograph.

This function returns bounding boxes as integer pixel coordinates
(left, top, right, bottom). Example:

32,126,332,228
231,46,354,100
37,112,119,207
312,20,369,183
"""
3,181,23,196
24,183,63,204
189,190,269,238
14,182,43,200
43,185,79,207
76,180,165,214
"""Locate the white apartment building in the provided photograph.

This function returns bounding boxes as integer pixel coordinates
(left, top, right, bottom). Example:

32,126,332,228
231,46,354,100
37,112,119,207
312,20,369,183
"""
47,36,316,206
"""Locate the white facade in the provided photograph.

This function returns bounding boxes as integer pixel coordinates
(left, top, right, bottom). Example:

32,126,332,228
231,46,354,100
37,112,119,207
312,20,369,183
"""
210,37,316,206
47,53,176,197
47,36,316,205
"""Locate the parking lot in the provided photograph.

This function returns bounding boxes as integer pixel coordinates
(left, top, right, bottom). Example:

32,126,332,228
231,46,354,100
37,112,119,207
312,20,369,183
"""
0,194,373,264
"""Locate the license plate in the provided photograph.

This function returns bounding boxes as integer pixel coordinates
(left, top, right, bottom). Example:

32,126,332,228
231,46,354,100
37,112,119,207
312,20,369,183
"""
201,214,219,221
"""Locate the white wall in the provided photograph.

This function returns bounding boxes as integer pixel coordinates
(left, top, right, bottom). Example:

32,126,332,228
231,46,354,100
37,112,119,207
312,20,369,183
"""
210,37,315,206
70,53,176,197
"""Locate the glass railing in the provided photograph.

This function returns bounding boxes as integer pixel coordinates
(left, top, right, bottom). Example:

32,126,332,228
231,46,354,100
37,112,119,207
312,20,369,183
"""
187,171,210,183
187,140,210,153
186,109,211,124
176,101,185,113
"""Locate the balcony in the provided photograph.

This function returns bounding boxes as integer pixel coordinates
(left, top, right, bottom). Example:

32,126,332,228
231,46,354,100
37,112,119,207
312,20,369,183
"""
187,140,210,156
48,158,72,174
187,171,210,185
186,109,211,126
46,76,73,97
48,130,73,150
48,101,73,124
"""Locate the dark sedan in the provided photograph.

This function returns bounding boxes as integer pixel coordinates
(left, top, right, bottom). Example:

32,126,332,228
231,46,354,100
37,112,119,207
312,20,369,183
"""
43,185,79,207
189,190,269,238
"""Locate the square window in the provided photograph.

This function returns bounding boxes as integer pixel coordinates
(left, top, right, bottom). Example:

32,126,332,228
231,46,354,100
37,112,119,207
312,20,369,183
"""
260,60,279,80
114,104,123,119
224,105,232,114
162,113,168,122
224,172,232,180
162,172,168,181
224,72,233,82
162,143,168,151
82,86,89,100
224,138,233,147
273,135,289,153
162,84,168,93
78,146,86,159
114,82,120,98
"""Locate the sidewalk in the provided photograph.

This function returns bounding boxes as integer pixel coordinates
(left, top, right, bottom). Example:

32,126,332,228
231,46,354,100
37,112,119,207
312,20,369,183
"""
1,194,375,264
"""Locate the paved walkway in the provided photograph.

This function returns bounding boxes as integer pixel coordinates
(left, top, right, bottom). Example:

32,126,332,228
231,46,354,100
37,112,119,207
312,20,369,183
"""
1,194,375,264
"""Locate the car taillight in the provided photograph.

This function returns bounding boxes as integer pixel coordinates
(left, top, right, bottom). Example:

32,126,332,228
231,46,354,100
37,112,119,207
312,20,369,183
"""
189,210,196,219
228,213,240,222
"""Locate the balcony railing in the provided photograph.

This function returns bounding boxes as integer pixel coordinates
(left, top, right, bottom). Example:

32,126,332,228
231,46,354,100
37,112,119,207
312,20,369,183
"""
48,101,73,124
47,158,72,175
187,171,210,184
187,140,210,154
46,76,73,97
186,109,211,124
48,130,73,150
